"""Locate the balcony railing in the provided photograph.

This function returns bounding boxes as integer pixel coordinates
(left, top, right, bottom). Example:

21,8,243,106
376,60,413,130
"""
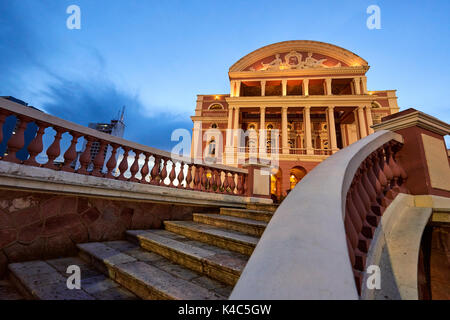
289,148,307,155
0,98,248,196
314,149,332,155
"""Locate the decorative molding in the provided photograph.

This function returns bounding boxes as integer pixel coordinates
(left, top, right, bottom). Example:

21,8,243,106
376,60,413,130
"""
372,110,450,136
230,40,369,73
251,51,342,72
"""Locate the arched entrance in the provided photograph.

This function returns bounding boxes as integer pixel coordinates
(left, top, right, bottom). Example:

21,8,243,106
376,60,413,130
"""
270,167,282,202
289,166,307,190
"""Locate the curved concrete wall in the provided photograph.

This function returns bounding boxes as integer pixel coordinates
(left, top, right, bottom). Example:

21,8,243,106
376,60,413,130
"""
230,130,403,299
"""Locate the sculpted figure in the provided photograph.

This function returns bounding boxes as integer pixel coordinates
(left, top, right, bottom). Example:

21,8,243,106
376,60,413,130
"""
304,52,327,68
261,54,284,70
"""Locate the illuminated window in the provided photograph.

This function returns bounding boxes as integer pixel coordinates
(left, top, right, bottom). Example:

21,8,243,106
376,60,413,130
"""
209,103,224,110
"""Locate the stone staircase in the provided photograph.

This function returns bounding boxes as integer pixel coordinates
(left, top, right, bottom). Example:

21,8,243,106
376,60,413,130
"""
3,205,276,300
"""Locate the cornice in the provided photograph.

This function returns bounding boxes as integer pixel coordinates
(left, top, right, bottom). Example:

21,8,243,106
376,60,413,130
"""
372,111,450,136
225,95,376,107
229,66,369,80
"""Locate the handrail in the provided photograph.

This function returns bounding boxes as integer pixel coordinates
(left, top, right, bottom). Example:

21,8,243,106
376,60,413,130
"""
0,98,248,196
230,130,406,299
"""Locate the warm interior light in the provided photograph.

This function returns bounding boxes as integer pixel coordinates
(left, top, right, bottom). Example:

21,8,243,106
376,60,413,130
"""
206,172,212,179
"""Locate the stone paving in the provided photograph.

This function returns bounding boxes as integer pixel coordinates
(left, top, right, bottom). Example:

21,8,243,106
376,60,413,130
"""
2,207,273,300
8,257,137,300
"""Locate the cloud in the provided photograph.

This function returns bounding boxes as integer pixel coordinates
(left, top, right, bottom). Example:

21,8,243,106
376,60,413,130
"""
0,1,192,151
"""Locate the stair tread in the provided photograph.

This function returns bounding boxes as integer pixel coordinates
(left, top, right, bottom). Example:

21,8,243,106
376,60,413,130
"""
194,213,268,227
0,279,24,300
222,208,274,215
8,257,137,300
127,229,248,274
78,241,231,300
164,221,259,245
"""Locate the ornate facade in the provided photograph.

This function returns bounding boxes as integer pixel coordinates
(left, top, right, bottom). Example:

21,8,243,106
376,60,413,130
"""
190,40,400,201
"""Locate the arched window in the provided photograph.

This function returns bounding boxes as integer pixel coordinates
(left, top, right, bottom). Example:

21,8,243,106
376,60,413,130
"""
208,138,216,155
209,103,224,110
371,101,382,109
211,123,218,129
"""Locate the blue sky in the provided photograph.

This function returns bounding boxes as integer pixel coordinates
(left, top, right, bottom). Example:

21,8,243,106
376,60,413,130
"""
0,0,449,150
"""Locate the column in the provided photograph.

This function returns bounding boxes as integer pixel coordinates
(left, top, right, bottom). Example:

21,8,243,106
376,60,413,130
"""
235,81,241,97
230,81,236,97
261,80,266,96
233,106,240,130
327,106,338,153
325,78,332,95
233,106,240,147
282,106,289,154
304,106,313,154
365,105,374,134
353,77,361,95
303,79,309,96
259,107,266,155
361,76,368,94
227,106,233,130
357,106,367,138
282,79,287,96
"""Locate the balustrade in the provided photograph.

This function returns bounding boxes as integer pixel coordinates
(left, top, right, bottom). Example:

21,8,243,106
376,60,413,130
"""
344,140,408,294
0,101,248,197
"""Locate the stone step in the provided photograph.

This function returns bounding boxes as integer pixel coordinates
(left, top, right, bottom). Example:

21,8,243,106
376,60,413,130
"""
0,279,24,300
193,213,267,237
8,257,137,300
220,207,273,223
127,229,248,286
246,203,278,213
164,221,259,256
77,241,231,300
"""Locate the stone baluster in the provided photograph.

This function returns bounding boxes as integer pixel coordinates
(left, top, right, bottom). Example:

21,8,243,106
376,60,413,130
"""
151,156,161,185
77,136,94,175
380,145,394,207
237,173,244,195
91,140,108,177
367,152,384,215
44,127,64,169
215,170,222,193
177,162,185,189
25,122,49,167
0,110,10,145
105,144,119,179
140,152,150,184
358,164,380,227
185,164,193,190
159,158,168,186
169,160,177,187
117,147,130,180
200,167,208,191
228,172,236,194
350,181,374,240
193,165,201,190
222,171,229,193
211,169,218,192
386,142,401,194
243,174,248,195
129,150,141,182
392,142,408,193
4,116,29,163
